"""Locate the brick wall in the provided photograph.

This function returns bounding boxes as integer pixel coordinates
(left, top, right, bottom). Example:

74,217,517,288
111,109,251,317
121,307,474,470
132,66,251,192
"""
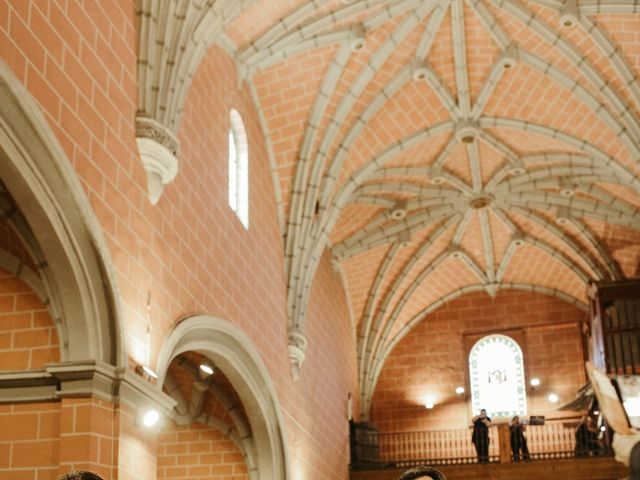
370,290,588,433
289,250,358,479
0,402,60,480
0,268,59,370
0,2,358,479
157,422,248,480
58,398,118,478
0,398,120,480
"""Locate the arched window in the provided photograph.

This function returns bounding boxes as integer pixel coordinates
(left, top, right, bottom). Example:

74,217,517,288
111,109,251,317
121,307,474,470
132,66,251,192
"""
469,334,527,418
228,109,249,229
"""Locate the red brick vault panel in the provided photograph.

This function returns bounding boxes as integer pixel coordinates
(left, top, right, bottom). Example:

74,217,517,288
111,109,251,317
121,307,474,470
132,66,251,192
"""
370,290,587,433
0,268,59,371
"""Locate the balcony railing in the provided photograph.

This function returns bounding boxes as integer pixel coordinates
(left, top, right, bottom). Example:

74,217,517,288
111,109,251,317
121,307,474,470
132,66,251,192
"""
350,418,613,470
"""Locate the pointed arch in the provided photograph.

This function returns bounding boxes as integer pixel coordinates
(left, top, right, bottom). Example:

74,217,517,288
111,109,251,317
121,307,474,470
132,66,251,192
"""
0,60,124,366
156,315,290,480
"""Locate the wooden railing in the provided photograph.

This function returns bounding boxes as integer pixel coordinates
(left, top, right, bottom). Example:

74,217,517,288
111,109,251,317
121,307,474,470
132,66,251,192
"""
350,418,613,470
376,427,498,466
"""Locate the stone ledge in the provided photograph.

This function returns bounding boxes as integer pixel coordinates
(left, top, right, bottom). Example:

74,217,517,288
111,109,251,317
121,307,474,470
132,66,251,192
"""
0,361,176,416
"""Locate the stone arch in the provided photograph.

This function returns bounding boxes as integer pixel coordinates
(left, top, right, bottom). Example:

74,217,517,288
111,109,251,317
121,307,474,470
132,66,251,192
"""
0,60,124,366
157,315,290,480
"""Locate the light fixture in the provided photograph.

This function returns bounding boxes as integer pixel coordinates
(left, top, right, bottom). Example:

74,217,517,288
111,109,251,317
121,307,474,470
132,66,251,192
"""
136,365,159,380
548,393,559,403
530,378,540,387
200,364,214,375
142,409,160,428
425,402,434,409
600,425,606,432
593,410,600,416
455,386,465,395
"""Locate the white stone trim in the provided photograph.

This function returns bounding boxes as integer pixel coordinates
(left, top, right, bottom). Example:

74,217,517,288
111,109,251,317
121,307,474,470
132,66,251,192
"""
156,315,290,480
0,361,176,420
136,137,179,205
0,59,124,366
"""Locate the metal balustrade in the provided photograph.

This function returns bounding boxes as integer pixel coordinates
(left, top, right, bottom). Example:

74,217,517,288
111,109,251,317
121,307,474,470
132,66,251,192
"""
350,418,613,470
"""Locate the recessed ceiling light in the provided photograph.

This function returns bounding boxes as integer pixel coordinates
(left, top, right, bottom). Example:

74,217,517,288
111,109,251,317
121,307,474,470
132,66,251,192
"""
200,364,214,375
548,393,559,403
530,378,540,387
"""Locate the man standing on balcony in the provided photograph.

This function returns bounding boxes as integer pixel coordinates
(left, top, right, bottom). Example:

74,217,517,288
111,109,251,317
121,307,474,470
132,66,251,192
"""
510,415,531,461
472,409,492,463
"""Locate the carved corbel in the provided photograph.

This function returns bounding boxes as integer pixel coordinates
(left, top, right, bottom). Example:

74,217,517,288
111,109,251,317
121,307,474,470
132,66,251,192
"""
135,116,179,205
288,330,308,381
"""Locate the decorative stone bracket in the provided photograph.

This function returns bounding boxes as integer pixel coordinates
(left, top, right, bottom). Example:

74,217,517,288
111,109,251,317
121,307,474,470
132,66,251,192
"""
288,330,308,381
135,117,180,205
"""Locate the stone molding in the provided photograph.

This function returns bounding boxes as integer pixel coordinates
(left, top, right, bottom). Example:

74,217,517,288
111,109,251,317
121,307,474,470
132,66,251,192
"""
0,59,124,366
0,361,176,417
135,116,179,156
156,315,290,479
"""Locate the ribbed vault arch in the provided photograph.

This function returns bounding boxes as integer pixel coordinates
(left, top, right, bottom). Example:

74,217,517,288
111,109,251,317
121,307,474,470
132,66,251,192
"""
134,1,640,385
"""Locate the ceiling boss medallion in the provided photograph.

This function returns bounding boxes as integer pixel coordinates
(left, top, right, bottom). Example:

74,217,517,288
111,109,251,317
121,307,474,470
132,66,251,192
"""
469,195,492,210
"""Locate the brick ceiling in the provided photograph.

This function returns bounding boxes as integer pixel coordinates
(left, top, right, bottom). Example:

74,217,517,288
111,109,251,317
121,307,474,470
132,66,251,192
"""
6,0,640,419
209,0,640,407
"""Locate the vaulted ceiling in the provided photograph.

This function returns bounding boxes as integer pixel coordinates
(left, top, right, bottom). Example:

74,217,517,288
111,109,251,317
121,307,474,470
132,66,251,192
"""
136,0,640,416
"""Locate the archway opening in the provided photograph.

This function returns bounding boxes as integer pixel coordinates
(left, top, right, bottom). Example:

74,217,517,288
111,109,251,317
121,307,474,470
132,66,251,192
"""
157,315,289,480
159,351,253,480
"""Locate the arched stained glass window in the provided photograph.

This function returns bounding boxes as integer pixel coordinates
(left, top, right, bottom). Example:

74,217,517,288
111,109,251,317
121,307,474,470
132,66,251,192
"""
469,334,527,418
228,109,249,229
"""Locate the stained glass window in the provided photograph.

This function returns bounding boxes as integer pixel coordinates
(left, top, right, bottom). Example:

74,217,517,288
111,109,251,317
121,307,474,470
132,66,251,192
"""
469,334,527,418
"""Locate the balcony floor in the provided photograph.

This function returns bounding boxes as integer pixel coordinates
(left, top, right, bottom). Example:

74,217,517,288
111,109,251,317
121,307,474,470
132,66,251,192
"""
350,456,628,480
